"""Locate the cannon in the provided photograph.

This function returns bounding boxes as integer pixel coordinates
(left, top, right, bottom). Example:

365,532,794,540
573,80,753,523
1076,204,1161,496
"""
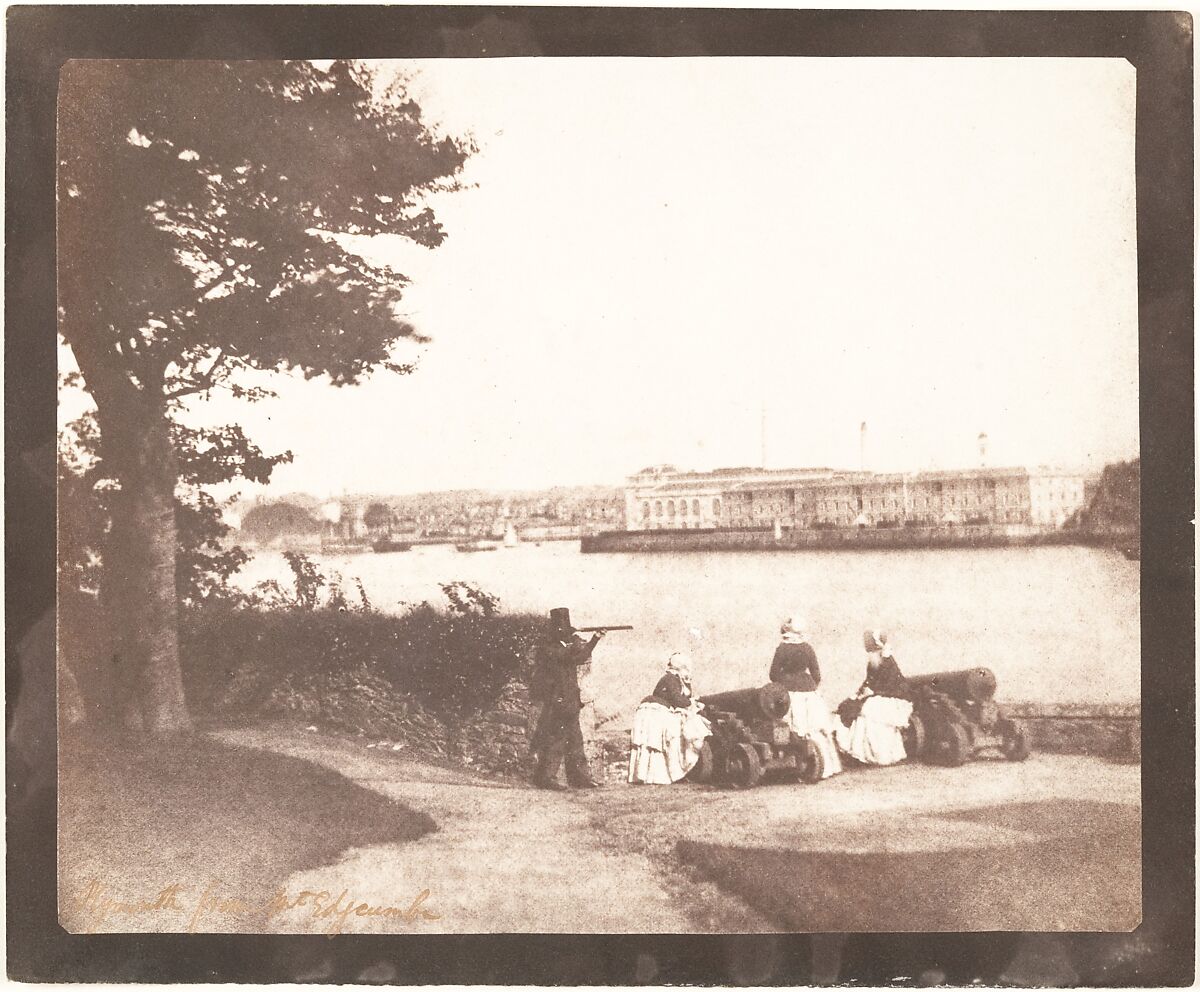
700,685,792,722
905,667,1030,766
688,683,824,788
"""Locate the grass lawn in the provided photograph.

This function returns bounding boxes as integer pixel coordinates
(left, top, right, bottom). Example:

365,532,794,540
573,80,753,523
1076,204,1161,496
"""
677,799,1140,932
58,731,436,933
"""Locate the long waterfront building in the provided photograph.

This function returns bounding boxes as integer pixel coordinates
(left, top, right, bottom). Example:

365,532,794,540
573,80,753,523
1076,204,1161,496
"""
625,463,1095,532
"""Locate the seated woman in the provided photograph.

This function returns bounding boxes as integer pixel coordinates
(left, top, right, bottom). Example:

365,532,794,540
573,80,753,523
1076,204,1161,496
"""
628,653,712,784
835,629,914,766
769,615,842,778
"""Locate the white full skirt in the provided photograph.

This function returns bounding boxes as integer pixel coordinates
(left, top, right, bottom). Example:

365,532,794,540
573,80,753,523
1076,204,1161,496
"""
835,695,913,766
785,690,842,778
628,702,712,784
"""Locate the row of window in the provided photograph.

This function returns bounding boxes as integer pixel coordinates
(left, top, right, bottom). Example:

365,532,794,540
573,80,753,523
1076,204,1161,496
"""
759,484,1027,502
744,490,1040,513
648,521,710,530
642,484,1081,525
1033,486,1084,499
642,498,722,520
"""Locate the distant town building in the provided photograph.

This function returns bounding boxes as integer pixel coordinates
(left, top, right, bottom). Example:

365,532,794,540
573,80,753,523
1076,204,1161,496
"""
251,485,627,544
1027,469,1090,528
623,463,1095,532
626,464,839,530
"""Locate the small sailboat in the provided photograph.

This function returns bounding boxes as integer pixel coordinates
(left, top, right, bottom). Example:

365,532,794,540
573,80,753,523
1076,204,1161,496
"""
503,521,520,548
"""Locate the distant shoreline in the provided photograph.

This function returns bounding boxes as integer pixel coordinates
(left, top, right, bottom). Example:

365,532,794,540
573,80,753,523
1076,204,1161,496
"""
581,525,1138,554
233,524,1137,556
236,532,585,554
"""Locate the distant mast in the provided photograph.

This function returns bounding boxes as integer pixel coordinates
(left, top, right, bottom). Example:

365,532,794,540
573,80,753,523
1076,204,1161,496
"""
760,401,768,469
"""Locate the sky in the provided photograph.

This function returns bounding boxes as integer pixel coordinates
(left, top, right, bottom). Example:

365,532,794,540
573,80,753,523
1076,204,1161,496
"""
61,57,1139,498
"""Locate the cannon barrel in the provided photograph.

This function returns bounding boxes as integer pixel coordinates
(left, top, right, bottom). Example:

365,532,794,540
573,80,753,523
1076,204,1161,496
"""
700,683,791,721
906,667,997,703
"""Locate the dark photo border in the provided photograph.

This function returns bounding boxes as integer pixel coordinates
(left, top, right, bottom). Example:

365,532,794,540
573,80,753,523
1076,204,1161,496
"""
7,6,1194,985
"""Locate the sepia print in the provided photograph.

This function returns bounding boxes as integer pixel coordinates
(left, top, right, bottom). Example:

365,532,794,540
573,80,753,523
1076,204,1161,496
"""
56,53,1143,948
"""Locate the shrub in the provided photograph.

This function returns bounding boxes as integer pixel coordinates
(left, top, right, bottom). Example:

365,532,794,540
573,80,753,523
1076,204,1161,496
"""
179,582,543,717
249,551,371,612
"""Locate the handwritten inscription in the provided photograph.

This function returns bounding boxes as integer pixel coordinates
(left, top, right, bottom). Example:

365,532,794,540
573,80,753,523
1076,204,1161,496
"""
72,879,441,934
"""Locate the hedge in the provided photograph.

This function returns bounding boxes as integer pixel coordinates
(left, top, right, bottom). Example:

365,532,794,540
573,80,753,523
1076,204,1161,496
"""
179,600,545,717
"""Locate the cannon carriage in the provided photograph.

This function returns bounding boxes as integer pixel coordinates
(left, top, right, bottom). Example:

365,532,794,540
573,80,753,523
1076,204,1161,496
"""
688,683,825,788
904,667,1030,766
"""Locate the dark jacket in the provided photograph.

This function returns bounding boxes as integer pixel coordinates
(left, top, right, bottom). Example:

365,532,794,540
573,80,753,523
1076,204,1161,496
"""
643,672,692,709
769,641,821,693
860,655,911,700
535,634,599,709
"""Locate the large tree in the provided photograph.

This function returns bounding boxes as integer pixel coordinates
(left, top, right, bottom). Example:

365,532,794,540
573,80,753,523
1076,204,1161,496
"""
362,501,396,532
58,60,470,733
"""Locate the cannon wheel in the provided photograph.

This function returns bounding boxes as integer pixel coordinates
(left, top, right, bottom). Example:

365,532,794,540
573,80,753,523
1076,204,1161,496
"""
796,737,824,784
1000,719,1031,762
903,714,927,761
935,722,971,767
687,741,715,783
724,743,763,789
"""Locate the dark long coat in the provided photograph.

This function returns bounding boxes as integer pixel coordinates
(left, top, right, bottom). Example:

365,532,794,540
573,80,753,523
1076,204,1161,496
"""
643,671,693,709
531,633,598,751
769,640,822,692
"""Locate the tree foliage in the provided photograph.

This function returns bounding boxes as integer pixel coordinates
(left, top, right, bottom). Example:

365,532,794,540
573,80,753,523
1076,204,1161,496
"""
59,60,471,402
239,501,323,542
363,501,395,530
57,403,275,609
56,60,471,732
1072,458,1140,532
249,552,372,613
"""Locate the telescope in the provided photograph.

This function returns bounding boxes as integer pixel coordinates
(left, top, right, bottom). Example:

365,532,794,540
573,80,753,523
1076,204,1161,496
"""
574,625,633,633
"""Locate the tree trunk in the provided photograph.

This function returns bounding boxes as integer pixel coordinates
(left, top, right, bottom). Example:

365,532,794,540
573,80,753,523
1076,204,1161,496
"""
62,320,193,734
101,488,147,732
101,412,193,734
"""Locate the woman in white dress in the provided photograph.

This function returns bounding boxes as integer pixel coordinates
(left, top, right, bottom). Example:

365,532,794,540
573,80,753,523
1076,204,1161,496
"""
835,629,914,766
768,615,842,778
628,653,712,784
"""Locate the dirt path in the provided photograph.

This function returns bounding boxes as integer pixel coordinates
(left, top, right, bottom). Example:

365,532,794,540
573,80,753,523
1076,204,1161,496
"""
212,727,1139,934
211,727,771,933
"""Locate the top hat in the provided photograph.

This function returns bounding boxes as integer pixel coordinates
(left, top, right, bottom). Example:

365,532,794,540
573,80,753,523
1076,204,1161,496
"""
549,607,574,632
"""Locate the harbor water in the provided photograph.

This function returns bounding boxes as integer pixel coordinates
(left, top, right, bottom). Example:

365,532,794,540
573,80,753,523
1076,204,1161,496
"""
235,543,1140,722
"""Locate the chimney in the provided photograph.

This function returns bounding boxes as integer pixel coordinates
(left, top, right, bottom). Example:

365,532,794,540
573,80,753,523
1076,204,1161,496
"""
978,432,989,467
860,421,868,472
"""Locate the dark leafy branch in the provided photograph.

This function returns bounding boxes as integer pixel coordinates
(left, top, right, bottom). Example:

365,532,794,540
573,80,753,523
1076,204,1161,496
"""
56,59,471,731
60,59,472,406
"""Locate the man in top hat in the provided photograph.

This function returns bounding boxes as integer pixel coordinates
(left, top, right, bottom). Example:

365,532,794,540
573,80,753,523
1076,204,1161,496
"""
531,607,605,790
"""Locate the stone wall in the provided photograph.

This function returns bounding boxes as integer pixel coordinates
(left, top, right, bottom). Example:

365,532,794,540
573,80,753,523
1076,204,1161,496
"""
1003,702,1140,760
455,679,608,782
581,525,1132,554
453,679,538,777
